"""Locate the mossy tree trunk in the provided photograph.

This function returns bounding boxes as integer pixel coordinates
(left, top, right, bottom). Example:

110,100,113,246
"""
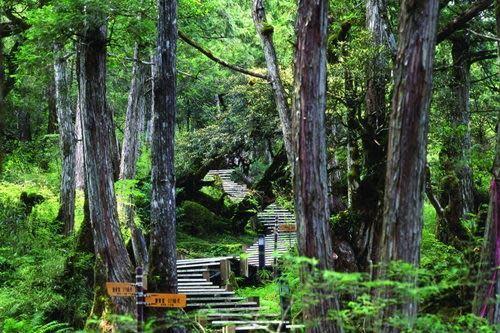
292,0,343,332
352,0,394,271
53,43,77,235
472,7,500,324
119,43,149,271
0,38,4,173
378,0,439,330
252,0,294,166
79,6,134,315
149,0,184,331
436,34,474,246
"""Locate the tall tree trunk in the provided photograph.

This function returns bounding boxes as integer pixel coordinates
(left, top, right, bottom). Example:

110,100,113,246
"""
108,103,121,181
119,43,149,271
75,97,85,189
74,45,85,190
436,34,474,245
17,110,31,141
120,45,147,180
378,0,439,330
145,56,155,146
54,43,77,235
473,6,500,324
473,117,500,326
47,81,58,134
344,70,360,210
252,0,294,165
0,38,5,173
329,120,345,214
292,1,342,332
79,12,133,314
352,0,394,271
149,0,182,330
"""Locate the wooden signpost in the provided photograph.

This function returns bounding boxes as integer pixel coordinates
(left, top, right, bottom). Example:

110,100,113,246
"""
106,282,135,297
145,293,187,308
106,267,186,333
278,223,297,233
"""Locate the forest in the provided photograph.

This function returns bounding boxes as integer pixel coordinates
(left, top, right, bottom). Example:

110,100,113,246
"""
0,0,499,332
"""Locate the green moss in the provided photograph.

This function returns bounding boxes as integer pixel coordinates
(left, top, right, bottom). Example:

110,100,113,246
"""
236,282,280,314
177,231,256,258
260,23,274,36
177,200,231,236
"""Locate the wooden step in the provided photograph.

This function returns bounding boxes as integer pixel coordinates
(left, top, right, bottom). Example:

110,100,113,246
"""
203,313,275,319
187,302,258,308
178,282,213,286
197,307,262,313
181,291,235,296
178,278,208,282
179,286,227,290
177,256,234,264
188,297,245,302
177,268,210,272
178,273,204,278
177,262,221,269
212,320,289,326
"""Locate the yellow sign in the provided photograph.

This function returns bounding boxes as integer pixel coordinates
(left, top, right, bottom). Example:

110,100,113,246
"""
278,223,297,232
145,293,187,308
106,282,135,297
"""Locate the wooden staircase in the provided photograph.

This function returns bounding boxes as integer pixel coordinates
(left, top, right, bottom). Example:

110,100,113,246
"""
206,169,249,199
181,169,298,331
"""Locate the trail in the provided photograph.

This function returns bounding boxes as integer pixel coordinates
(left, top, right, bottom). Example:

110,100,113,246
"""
176,169,297,331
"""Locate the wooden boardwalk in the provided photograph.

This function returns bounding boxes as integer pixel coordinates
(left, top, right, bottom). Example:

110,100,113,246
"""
183,169,298,331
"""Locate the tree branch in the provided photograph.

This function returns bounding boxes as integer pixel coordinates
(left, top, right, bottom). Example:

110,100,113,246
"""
425,165,445,218
178,30,268,80
436,0,494,44
470,49,497,63
467,28,500,42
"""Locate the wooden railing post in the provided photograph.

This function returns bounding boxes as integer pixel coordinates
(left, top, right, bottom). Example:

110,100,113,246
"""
240,245,249,277
220,259,230,287
258,235,265,269
135,266,144,333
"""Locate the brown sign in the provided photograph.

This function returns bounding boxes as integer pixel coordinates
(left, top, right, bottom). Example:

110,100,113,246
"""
278,223,297,232
145,293,187,308
106,282,134,297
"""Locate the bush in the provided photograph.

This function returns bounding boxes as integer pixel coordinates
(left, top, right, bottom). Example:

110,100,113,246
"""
177,200,231,236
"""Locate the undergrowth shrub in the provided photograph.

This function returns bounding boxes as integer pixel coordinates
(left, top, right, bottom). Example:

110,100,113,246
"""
0,182,90,330
276,254,495,332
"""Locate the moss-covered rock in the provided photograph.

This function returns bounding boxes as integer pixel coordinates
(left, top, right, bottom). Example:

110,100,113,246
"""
178,200,231,236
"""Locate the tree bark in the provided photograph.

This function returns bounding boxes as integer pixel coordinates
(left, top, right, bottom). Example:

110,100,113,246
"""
47,80,58,134
119,43,149,271
54,43,77,235
252,0,294,166
75,96,85,189
17,110,31,141
149,0,182,330
119,45,147,179
292,1,342,332
378,0,439,330
79,12,133,314
0,38,4,173
352,0,394,271
344,70,360,210
473,117,500,324
472,6,500,324
437,34,474,246
108,103,121,181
